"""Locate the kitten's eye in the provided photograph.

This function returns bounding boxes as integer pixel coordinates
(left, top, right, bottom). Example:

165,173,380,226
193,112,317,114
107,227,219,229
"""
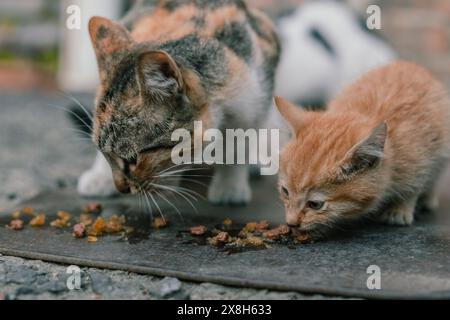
281,186,289,197
307,200,325,210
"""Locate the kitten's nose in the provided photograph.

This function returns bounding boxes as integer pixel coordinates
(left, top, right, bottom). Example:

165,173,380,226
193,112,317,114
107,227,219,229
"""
286,212,300,227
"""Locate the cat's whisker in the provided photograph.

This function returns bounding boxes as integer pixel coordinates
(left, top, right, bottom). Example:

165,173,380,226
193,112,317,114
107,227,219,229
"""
160,177,208,188
148,190,165,222
155,189,184,221
46,103,93,131
150,183,198,214
63,92,94,121
158,167,209,177
140,186,154,221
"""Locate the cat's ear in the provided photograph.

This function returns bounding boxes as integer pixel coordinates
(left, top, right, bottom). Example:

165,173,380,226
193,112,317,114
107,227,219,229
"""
342,122,387,176
137,50,184,102
274,96,305,134
88,16,133,74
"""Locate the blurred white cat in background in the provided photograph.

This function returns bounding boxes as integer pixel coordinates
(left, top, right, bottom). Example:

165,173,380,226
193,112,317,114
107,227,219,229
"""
275,0,396,106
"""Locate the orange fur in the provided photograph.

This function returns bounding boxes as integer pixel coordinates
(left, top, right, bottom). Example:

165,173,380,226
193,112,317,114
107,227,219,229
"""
276,61,450,237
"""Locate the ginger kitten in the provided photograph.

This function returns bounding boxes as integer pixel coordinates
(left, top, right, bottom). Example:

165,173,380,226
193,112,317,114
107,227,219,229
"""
78,0,280,205
275,61,450,238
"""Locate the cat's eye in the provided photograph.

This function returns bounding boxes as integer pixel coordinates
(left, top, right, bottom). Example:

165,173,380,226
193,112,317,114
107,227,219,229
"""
307,200,325,210
281,186,289,197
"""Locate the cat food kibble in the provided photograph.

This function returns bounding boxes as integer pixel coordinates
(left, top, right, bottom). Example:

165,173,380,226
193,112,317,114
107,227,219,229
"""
264,225,291,240
11,211,21,219
29,214,46,227
72,223,86,238
222,218,233,227
79,213,93,226
208,231,230,246
83,203,103,214
51,211,72,228
105,215,126,233
152,217,169,229
8,219,24,230
87,236,98,243
88,217,106,236
22,207,34,215
190,225,207,236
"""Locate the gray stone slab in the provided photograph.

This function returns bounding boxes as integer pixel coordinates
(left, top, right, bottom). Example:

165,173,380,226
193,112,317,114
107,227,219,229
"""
1,171,450,299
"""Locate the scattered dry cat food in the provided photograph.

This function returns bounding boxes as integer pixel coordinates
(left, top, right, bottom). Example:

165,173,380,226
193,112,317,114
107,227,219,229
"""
50,211,72,228
11,210,21,219
238,235,266,248
83,202,103,214
152,217,169,229
22,207,34,215
222,218,233,227
263,225,291,240
8,219,24,230
295,232,313,244
72,223,86,238
88,217,107,236
87,236,98,243
238,220,270,237
79,213,93,226
29,213,46,227
208,231,230,246
190,225,207,236
105,215,126,233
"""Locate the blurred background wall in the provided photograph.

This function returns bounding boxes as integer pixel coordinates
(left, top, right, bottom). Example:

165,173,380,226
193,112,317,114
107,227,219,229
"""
0,0,449,93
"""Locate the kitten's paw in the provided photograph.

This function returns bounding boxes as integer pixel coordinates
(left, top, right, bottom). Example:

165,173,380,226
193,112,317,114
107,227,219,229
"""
379,198,416,226
208,179,252,205
77,169,118,197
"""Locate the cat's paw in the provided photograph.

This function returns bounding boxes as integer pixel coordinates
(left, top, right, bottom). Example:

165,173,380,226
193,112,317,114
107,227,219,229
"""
208,168,251,205
77,169,118,197
379,199,415,226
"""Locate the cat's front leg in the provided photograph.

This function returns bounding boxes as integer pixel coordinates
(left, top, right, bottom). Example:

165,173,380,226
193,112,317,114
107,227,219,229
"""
208,165,251,205
77,151,118,197
378,195,418,226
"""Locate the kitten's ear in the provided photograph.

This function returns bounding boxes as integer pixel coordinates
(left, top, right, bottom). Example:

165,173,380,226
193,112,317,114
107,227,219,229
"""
88,16,133,74
274,96,305,133
137,50,184,102
342,122,387,176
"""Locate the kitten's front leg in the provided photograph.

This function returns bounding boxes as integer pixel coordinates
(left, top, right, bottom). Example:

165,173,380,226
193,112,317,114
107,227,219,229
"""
208,165,251,205
378,195,418,226
77,151,118,197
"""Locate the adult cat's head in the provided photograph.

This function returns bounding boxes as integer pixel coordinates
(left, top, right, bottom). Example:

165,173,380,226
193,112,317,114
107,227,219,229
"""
88,17,207,194
274,97,389,237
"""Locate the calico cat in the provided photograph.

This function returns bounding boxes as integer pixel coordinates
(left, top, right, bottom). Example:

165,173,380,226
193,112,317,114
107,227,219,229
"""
77,0,280,205
275,61,450,238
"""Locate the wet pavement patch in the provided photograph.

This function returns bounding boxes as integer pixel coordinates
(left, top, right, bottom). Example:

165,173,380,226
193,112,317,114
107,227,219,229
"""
1,174,450,299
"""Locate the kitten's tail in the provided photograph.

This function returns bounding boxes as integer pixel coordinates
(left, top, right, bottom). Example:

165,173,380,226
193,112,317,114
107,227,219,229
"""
67,104,93,137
